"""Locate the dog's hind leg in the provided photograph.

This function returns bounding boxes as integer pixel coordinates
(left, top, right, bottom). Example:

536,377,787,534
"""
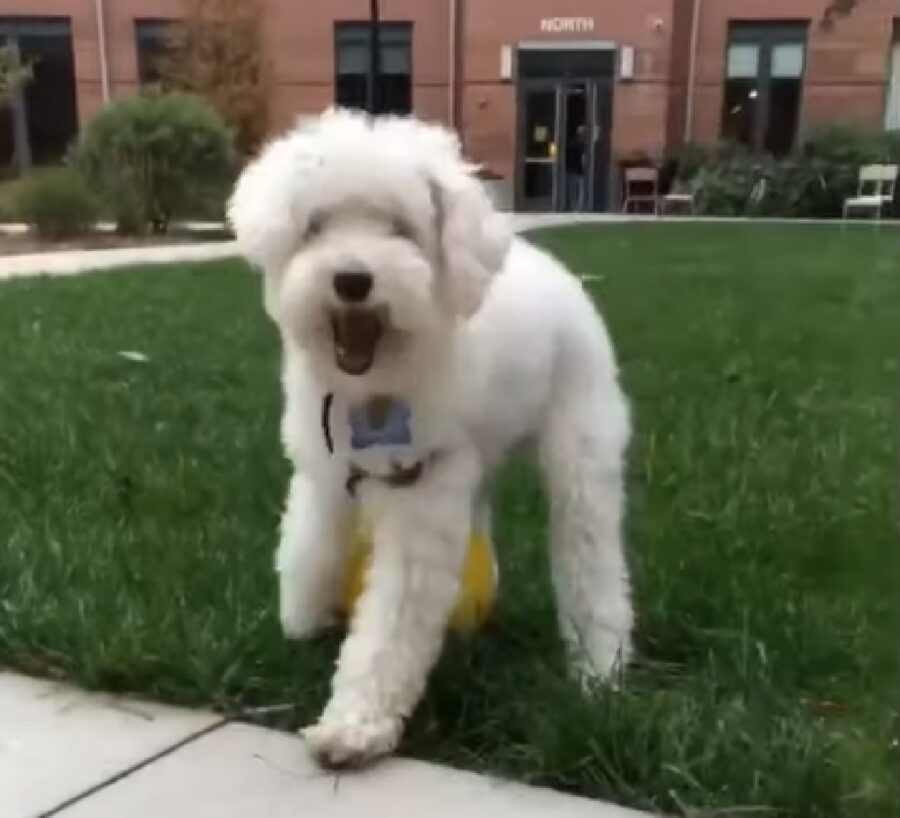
538,377,633,683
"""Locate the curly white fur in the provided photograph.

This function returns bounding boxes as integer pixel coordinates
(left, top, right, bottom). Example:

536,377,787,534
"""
229,109,633,767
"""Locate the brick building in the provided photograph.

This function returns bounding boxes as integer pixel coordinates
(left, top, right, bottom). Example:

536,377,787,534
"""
1,0,899,211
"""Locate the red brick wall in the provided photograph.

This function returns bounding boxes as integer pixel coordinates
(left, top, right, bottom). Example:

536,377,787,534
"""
104,0,182,103
264,0,347,131
0,0,451,135
460,0,679,177
263,0,451,131
687,0,896,145
2,0,897,195
665,0,698,151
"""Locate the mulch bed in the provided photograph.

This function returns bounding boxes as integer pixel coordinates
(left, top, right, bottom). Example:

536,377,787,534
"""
0,228,232,257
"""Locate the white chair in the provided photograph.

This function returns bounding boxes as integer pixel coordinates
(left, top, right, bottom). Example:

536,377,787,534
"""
842,165,897,224
661,179,698,215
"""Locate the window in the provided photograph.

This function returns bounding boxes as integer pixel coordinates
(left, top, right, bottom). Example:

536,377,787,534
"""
135,19,178,89
334,22,412,115
721,22,807,154
1,18,78,174
887,21,900,131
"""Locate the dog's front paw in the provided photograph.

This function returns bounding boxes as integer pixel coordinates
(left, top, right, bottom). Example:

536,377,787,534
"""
566,631,632,691
302,713,402,769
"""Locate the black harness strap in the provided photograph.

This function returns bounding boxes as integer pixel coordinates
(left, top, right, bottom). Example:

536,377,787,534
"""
346,463,365,497
345,459,427,497
321,393,335,454
385,460,424,487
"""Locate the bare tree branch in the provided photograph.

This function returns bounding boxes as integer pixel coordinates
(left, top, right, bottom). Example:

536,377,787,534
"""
160,0,270,156
0,45,31,106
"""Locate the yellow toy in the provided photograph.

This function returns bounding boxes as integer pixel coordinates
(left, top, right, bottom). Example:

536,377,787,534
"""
340,513,498,632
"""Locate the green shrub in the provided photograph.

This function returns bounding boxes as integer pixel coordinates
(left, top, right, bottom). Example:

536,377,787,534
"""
691,152,773,216
15,168,99,239
74,92,234,235
885,130,900,163
795,123,893,217
672,142,776,216
755,155,828,218
676,125,898,218
674,142,749,184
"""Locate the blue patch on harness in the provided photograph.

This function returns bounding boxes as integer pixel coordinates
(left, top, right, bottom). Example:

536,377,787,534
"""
349,400,413,450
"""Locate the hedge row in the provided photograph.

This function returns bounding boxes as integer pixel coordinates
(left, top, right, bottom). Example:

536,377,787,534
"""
10,92,234,239
674,125,900,218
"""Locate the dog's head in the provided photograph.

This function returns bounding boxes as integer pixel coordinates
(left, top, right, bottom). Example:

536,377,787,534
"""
228,109,511,394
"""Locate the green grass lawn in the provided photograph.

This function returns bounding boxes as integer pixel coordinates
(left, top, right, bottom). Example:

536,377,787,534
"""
1,224,898,816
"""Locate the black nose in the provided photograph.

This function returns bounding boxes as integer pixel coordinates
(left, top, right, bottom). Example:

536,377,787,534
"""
333,270,373,303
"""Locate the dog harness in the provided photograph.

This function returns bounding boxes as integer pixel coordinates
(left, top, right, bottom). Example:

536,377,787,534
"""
321,393,437,495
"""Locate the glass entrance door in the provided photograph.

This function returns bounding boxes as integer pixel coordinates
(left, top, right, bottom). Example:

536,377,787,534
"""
517,78,612,212
561,83,589,212
585,81,612,212
519,84,561,212
515,46,616,212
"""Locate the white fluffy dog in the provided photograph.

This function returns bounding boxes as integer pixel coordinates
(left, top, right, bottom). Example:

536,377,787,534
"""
228,109,633,767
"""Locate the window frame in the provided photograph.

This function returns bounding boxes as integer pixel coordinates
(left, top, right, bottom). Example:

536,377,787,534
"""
333,20,413,115
134,18,179,90
721,20,808,154
0,16,77,174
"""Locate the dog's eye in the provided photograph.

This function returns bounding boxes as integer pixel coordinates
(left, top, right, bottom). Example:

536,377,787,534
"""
305,214,326,242
392,218,415,242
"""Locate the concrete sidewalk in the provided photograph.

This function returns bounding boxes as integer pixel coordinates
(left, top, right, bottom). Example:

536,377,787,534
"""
0,240,238,281
3,213,893,282
1,672,651,818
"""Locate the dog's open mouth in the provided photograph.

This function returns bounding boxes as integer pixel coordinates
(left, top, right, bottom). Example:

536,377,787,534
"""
331,308,384,376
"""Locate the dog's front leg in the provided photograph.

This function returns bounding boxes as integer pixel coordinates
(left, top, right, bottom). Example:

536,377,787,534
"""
303,448,479,767
277,469,350,638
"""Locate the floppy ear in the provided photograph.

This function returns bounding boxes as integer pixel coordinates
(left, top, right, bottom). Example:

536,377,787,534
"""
430,171,512,318
227,128,322,317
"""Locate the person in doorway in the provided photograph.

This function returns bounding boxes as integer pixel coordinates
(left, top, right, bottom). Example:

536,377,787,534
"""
565,125,587,212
